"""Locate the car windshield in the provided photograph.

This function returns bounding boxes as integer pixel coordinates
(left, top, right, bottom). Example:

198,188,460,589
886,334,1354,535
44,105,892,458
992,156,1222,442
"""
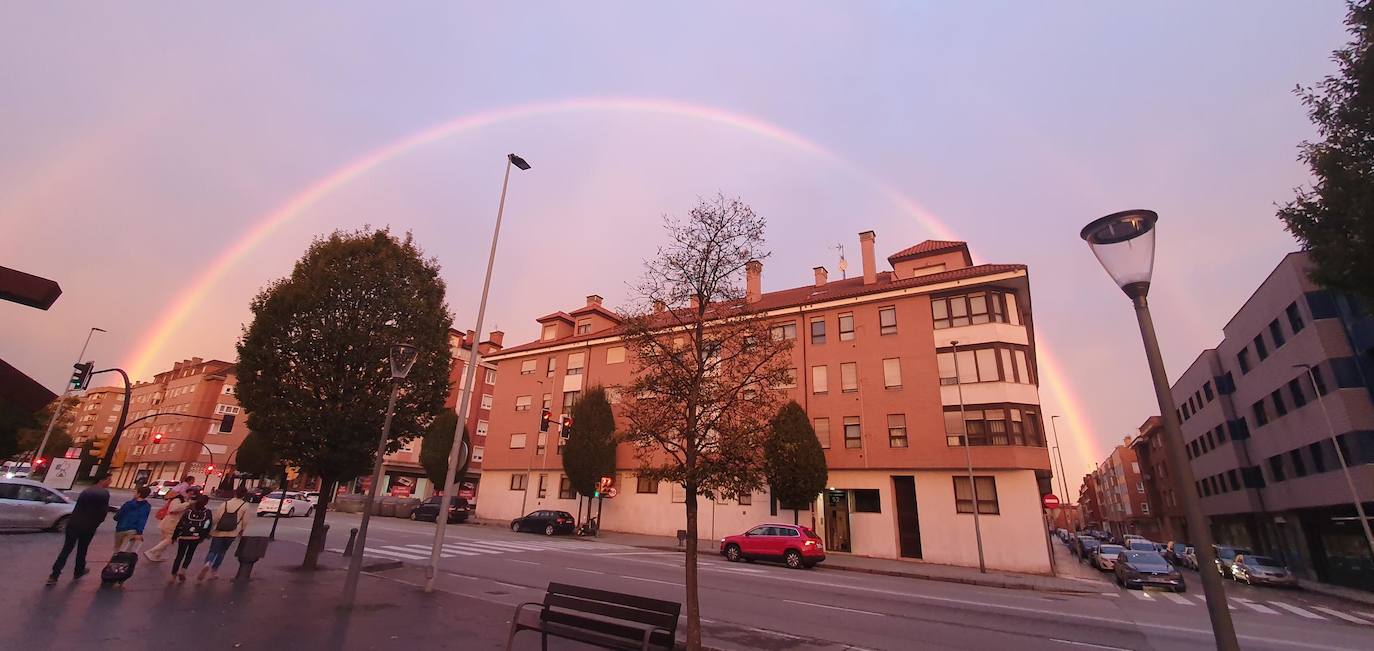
1250,556,1283,568
1128,541,1155,550
1081,538,1099,548
1124,551,1168,566
1099,545,1124,555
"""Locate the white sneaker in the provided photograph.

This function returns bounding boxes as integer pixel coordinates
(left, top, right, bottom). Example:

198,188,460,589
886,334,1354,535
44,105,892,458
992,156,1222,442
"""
143,551,162,562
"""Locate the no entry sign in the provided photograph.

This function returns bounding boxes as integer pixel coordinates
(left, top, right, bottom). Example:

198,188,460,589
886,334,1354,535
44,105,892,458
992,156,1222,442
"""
1042,494,1061,509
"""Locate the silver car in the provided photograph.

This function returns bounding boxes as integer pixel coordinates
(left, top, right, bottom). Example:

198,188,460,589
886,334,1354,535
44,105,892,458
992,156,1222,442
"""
0,478,75,531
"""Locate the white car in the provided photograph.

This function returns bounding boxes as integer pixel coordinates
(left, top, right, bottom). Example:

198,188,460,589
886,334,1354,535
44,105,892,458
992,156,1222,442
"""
152,480,181,498
257,491,314,518
0,478,75,531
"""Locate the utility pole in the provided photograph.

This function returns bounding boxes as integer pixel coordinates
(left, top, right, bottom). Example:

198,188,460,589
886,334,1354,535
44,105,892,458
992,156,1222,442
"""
34,327,104,465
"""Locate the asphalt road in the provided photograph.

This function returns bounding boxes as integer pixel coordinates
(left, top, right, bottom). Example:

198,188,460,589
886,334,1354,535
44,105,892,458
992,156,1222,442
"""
240,507,1374,651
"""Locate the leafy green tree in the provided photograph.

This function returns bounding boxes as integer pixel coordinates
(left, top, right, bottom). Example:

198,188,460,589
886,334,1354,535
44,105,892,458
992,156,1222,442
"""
1279,1,1374,304
15,395,77,459
233,430,278,478
563,386,618,500
236,228,454,568
0,400,35,460
419,409,471,492
765,401,828,525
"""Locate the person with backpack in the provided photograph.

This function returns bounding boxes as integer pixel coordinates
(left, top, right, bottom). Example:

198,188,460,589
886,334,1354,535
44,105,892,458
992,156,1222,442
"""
144,488,192,562
112,486,153,552
198,486,248,582
169,494,213,582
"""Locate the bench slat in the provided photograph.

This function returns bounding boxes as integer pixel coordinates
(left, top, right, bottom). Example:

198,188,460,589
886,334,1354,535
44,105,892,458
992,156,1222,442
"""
545,593,679,629
542,611,673,646
547,582,681,617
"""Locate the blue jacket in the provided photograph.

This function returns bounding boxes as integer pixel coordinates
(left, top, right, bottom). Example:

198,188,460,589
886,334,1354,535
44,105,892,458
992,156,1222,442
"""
113,499,151,534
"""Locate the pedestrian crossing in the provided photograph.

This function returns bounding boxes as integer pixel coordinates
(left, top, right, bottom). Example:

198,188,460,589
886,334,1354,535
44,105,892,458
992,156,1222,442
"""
330,536,633,562
1110,589,1373,625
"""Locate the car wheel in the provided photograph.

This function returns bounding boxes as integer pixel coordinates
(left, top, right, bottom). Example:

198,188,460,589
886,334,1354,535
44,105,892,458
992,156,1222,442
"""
784,550,803,569
511,521,520,532
544,524,556,536
48,516,69,533
287,508,295,518
305,507,314,517
725,544,742,562
410,511,419,521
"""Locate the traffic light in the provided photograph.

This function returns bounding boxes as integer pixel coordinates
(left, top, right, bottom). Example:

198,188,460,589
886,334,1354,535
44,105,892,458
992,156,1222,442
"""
69,362,94,390
89,437,109,459
540,410,551,432
33,457,46,468
594,475,613,498
560,415,574,438
206,464,215,473
152,432,163,444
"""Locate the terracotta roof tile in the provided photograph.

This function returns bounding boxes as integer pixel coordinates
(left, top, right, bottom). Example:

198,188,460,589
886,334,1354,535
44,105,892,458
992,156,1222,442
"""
887,240,968,264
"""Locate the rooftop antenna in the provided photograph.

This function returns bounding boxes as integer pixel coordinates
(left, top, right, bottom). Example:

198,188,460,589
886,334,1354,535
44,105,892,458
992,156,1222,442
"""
834,243,848,279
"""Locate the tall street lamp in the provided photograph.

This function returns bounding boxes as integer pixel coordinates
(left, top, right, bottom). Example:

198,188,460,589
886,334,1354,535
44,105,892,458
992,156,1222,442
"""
1295,363,1374,561
427,153,531,593
343,342,419,607
949,340,987,573
1081,209,1239,651
1049,415,1071,504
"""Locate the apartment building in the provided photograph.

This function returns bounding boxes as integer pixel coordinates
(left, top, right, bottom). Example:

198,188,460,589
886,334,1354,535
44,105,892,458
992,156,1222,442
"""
1130,416,1186,543
109,358,249,491
376,328,503,500
1079,473,1103,531
1087,437,1155,539
71,385,125,447
477,231,1055,573
1167,252,1374,591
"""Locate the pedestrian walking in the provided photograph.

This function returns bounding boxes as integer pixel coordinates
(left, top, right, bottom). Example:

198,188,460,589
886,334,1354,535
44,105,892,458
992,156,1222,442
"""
112,486,152,552
144,488,192,562
170,494,213,582
198,486,248,582
47,473,113,585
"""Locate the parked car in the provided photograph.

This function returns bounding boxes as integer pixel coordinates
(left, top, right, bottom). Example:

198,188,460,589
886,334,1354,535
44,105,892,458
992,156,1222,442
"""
244,486,273,503
151,480,181,498
1076,536,1101,562
1213,545,1253,578
256,491,314,517
1093,544,1125,571
510,510,575,535
1115,550,1186,592
1126,539,1158,552
1231,554,1297,587
721,524,826,569
410,496,471,523
2,463,31,479
0,478,74,532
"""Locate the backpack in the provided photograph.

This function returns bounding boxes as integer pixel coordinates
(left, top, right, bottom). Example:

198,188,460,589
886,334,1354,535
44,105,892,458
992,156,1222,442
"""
216,502,243,532
178,507,211,539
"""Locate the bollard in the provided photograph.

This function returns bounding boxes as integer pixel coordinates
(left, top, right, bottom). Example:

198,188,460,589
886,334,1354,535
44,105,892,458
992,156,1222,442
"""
676,529,688,551
343,527,360,557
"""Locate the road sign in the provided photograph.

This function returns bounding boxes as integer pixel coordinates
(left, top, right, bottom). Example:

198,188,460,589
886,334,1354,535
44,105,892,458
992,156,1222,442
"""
43,457,80,490
1042,494,1061,509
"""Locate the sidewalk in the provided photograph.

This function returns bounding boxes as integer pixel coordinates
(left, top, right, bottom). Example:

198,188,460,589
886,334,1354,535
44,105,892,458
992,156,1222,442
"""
481,519,1102,595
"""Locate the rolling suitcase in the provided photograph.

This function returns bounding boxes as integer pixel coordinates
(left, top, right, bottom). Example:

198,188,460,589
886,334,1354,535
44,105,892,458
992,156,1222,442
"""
101,551,138,585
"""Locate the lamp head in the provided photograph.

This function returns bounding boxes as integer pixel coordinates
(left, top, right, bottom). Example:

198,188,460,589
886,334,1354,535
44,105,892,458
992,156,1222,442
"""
1080,209,1158,299
390,343,419,380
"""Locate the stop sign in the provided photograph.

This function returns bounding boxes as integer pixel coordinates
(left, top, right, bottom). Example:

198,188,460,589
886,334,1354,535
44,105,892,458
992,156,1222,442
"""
1042,494,1061,509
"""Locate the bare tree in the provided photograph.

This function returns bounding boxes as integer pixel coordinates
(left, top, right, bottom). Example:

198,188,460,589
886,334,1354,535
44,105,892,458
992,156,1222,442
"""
621,195,793,651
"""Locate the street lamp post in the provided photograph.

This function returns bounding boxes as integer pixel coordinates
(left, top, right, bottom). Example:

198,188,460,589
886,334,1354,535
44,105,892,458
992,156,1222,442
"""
343,343,419,607
427,153,530,593
949,340,987,573
1049,415,1071,504
1081,209,1239,651
34,327,105,464
1295,363,1374,561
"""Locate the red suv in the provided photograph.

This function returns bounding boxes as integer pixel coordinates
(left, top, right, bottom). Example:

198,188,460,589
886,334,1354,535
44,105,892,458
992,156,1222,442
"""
720,524,825,569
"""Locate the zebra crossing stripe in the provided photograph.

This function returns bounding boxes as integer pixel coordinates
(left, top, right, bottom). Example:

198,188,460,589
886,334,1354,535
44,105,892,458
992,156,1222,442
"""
1269,602,1326,620
406,544,480,556
1162,593,1191,605
360,546,428,560
456,540,552,551
1309,606,1372,625
436,543,504,555
1233,598,1279,615
1189,594,1237,610
1134,591,1154,600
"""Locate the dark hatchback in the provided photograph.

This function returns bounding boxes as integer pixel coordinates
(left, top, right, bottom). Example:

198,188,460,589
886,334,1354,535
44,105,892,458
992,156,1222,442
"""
409,496,472,523
1115,550,1186,592
511,510,576,535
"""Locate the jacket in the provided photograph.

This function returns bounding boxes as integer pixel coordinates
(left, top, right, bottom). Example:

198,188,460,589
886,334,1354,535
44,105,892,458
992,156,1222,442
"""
209,498,248,538
66,485,111,533
113,499,151,533
158,497,189,534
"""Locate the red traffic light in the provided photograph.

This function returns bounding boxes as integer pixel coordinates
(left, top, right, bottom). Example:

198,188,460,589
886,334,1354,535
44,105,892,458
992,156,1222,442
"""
540,410,552,432
152,433,163,443
206,465,215,473
33,457,47,466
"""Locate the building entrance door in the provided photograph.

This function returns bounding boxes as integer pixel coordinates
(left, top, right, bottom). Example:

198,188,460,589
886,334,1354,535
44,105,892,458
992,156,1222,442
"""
893,476,922,558
825,489,851,552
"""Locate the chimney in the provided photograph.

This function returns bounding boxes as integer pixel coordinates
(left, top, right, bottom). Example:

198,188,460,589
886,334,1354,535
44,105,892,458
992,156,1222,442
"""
859,231,877,285
689,295,700,310
488,330,505,347
813,266,828,287
746,260,762,303
652,299,666,314
586,294,603,307
465,329,476,346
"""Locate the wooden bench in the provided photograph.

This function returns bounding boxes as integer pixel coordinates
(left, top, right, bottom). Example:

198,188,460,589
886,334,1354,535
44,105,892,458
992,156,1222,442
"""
505,582,680,651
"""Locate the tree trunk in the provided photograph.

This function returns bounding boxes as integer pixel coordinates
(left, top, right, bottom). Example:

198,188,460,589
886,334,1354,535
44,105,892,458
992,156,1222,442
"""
794,508,799,526
685,481,701,651
302,478,334,570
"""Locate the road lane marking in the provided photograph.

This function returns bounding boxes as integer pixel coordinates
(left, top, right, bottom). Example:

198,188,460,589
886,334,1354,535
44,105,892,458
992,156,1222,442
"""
1309,606,1371,624
618,575,681,586
359,547,428,560
1133,590,1154,600
1233,598,1279,614
1050,640,1130,651
1163,593,1191,605
746,627,805,641
407,544,478,556
1269,602,1325,619
437,543,503,555
781,599,883,616
505,559,540,566
567,567,605,575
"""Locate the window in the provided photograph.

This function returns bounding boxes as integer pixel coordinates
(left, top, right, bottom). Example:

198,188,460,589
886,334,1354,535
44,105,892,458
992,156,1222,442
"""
636,476,658,493
1290,449,1308,478
778,368,798,389
563,391,580,410
814,418,830,449
1013,350,1031,384
537,475,548,498
840,362,858,392
515,395,532,412
852,489,882,513
1204,381,1214,402
1137,481,1145,493
932,292,1009,329
1286,302,1305,334
510,474,528,491
1271,390,1287,417
559,476,574,499
1254,334,1269,361
1288,379,1307,408
567,352,585,375
576,319,592,335
843,416,862,448
471,447,485,463
1269,319,1286,348
486,369,497,385
520,359,537,375
1215,424,1227,444
1228,469,1241,491
606,346,626,364
1141,502,1150,514
810,318,826,344
480,394,493,410
953,476,999,514
737,492,752,506
887,414,908,448
1309,442,1327,473
879,307,897,335
1252,400,1269,426
541,324,556,341
542,394,552,410
536,432,547,456
1268,455,1286,482
937,352,958,386
838,313,855,341
1238,349,1251,374
547,356,556,377
882,358,902,388
812,366,828,394
1311,365,1329,395
770,322,797,341
475,420,489,437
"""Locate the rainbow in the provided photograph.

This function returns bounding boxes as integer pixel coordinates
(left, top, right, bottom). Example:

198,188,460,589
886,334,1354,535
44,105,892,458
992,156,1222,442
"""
121,96,1101,485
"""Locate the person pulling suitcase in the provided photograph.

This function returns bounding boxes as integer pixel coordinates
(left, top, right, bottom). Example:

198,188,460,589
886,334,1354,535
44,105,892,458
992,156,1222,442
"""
103,486,152,586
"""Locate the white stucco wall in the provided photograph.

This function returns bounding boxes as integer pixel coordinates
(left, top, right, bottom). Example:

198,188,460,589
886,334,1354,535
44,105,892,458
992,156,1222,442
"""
914,468,1051,574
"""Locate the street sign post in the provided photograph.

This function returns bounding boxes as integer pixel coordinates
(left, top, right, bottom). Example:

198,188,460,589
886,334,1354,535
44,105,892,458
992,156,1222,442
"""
43,457,80,490
1042,494,1060,510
